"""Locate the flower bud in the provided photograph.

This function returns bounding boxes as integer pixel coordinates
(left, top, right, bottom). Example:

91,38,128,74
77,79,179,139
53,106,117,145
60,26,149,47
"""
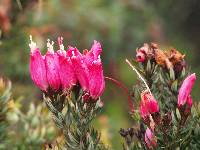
57,38,77,90
45,40,61,91
139,91,159,126
84,41,105,100
139,91,159,118
178,73,196,108
87,60,105,99
29,38,48,91
68,46,90,91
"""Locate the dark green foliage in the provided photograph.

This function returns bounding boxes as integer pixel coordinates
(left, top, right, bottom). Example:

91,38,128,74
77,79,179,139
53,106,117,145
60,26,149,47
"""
44,86,108,150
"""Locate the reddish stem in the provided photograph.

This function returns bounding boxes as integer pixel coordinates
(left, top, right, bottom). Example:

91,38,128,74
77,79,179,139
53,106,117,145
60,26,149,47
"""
105,76,134,113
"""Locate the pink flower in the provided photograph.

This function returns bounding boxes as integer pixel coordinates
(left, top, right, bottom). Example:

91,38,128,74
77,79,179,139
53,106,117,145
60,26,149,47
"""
139,91,159,119
139,102,150,119
68,40,105,101
29,38,48,91
136,50,146,62
57,38,77,90
68,46,90,91
178,73,196,108
45,40,61,91
87,59,105,99
84,41,105,100
136,44,149,62
145,128,157,148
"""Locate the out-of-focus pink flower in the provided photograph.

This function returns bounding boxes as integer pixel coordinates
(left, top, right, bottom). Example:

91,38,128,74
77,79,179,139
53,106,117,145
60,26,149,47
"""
84,41,105,100
29,38,48,91
145,127,157,148
178,73,196,108
139,91,159,119
57,38,77,90
45,40,61,91
136,44,149,62
136,50,146,62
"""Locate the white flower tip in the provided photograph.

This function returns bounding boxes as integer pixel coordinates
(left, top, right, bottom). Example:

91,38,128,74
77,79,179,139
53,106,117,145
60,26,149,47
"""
72,50,75,56
60,44,64,50
29,35,33,42
192,73,196,77
29,35,37,52
58,36,64,50
47,39,54,52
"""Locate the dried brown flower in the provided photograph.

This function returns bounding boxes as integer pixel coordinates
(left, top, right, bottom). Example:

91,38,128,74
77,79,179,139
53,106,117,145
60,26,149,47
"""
166,48,185,65
154,49,173,69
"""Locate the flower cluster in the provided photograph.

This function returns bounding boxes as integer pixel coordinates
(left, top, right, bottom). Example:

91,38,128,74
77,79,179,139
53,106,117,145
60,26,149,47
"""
29,36,105,101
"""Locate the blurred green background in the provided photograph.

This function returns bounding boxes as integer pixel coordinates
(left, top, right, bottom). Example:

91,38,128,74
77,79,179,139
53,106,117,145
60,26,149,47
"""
0,0,199,149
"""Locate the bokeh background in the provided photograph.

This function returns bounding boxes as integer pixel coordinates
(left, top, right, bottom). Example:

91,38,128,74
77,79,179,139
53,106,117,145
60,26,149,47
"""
0,0,200,149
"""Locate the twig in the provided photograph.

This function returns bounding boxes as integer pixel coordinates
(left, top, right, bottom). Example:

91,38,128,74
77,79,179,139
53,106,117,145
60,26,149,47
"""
125,59,152,96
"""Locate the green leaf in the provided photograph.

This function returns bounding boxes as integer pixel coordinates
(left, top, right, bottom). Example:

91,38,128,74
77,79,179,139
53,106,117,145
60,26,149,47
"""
171,80,178,92
169,68,175,80
146,60,151,73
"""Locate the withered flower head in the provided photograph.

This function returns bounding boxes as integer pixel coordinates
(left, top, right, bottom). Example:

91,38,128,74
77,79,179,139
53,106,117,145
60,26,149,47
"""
136,43,155,62
166,48,185,65
155,48,173,69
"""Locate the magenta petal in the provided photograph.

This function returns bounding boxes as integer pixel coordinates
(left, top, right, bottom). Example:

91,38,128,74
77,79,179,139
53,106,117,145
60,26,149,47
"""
139,103,150,119
85,40,102,65
88,60,105,99
139,92,159,119
30,48,48,91
45,50,61,90
187,95,193,108
90,40,102,59
148,98,159,114
57,50,77,90
68,47,89,91
73,57,89,90
178,73,196,107
84,41,105,99
66,46,81,58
